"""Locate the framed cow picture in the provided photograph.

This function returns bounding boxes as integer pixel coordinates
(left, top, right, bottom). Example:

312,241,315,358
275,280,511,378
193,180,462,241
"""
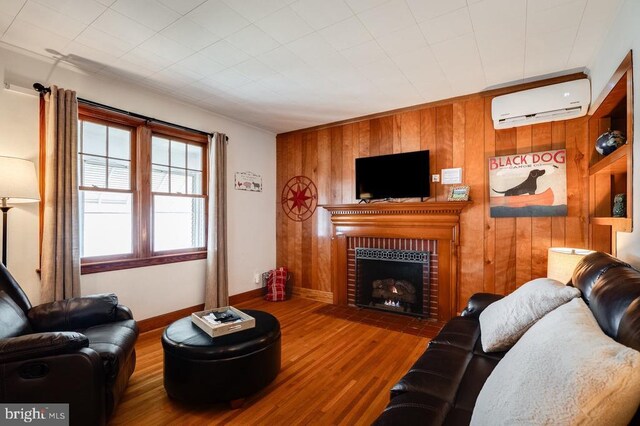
488,149,567,217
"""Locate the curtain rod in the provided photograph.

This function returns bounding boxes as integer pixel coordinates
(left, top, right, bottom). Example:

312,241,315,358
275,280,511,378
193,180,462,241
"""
33,83,226,141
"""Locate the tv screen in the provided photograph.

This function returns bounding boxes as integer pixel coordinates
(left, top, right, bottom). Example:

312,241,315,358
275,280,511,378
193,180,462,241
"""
356,150,430,200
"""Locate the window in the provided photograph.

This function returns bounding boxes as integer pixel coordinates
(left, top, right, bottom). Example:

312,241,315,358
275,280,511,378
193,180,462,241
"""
151,136,205,252
78,106,208,273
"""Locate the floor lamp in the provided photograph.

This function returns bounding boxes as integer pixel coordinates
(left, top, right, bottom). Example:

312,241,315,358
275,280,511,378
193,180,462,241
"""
0,156,40,267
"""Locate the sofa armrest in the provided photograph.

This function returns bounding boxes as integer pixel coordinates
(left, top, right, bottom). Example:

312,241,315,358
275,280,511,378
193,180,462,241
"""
461,293,503,319
27,294,121,332
1,347,106,425
0,332,89,363
115,304,134,321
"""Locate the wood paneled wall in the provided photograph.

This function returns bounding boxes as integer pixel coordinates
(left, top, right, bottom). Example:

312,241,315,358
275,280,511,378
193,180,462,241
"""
276,94,589,311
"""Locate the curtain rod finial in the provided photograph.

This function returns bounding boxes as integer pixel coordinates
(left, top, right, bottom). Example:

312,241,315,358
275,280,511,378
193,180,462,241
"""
33,83,50,94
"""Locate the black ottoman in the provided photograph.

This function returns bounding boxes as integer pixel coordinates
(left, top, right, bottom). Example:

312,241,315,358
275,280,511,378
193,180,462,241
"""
162,309,281,405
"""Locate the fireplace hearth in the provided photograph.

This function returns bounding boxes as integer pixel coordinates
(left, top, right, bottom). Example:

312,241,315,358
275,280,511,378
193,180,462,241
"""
355,248,429,317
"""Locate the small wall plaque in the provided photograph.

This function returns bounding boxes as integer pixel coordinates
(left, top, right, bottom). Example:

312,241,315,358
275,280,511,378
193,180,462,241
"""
442,168,463,185
235,171,262,192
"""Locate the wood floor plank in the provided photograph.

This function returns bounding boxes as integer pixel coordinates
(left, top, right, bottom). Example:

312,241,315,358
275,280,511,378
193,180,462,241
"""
110,298,438,425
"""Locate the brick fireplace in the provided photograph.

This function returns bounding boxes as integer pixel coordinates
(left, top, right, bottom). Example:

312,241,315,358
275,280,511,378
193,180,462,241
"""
348,238,437,319
324,202,468,322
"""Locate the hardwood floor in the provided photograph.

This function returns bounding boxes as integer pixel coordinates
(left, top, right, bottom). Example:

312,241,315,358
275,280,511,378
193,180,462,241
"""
110,297,443,426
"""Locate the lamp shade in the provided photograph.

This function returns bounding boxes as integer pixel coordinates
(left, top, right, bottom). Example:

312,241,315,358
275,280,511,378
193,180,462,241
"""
0,156,40,203
547,247,593,284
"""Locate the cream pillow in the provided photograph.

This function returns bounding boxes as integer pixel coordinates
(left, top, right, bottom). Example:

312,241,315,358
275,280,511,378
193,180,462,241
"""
479,277,580,352
471,298,640,426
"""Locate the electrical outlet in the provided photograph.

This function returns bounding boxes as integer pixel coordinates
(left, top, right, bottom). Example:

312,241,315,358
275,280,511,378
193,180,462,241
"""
432,174,440,183
254,273,261,284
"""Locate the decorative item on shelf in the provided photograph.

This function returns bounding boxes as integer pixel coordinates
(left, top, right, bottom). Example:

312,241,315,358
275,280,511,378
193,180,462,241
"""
595,129,626,156
547,247,593,284
448,185,470,201
613,193,627,217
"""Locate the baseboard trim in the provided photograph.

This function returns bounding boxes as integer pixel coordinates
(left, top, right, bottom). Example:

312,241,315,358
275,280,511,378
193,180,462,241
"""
137,304,204,333
137,288,265,333
292,287,333,304
229,287,263,304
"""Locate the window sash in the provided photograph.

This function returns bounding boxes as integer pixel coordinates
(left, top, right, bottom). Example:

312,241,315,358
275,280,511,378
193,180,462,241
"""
79,188,135,260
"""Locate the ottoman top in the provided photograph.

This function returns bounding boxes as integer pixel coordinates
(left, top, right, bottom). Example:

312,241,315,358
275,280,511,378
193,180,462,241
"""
162,309,280,360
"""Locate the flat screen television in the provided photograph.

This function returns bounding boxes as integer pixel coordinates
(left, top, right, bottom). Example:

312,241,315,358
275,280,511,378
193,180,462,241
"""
355,150,430,201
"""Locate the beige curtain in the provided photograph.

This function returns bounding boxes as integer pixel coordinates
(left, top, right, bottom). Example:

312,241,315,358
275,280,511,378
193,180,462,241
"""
40,86,81,302
204,133,229,309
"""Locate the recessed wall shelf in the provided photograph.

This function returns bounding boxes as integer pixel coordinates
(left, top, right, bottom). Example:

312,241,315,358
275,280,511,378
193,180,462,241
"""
588,50,634,256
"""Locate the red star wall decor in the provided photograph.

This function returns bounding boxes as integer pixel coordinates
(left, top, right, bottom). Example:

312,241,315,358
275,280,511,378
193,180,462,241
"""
281,176,318,222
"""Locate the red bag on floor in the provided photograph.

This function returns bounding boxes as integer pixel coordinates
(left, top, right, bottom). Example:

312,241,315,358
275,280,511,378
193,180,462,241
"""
265,267,288,302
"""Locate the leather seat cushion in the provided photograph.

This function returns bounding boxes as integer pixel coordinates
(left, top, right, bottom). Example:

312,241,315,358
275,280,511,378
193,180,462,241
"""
77,319,138,384
453,355,501,411
429,316,479,351
162,310,280,360
391,344,472,403
374,392,450,426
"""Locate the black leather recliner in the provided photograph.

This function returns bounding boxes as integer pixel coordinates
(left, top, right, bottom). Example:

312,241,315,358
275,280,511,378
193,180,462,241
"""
0,263,138,425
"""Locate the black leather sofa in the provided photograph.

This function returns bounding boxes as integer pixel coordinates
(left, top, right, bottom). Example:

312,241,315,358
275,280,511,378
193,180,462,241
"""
374,251,640,425
0,264,138,425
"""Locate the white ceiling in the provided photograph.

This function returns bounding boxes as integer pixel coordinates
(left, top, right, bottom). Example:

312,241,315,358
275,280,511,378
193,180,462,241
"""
0,0,623,133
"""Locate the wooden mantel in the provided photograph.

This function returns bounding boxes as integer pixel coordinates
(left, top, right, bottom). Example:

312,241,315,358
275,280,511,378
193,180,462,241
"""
324,202,471,321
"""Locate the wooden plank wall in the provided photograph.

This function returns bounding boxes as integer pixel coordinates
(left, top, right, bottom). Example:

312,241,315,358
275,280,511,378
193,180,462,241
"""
276,96,589,311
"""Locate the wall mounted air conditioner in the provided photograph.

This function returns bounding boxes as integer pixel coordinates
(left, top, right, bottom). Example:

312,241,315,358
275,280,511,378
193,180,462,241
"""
491,79,590,129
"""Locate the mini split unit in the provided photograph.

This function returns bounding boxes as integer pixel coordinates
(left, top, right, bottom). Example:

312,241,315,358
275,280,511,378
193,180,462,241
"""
491,79,591,129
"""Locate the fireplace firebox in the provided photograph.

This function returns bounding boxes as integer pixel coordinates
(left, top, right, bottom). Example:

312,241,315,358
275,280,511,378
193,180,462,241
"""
355,248,430,317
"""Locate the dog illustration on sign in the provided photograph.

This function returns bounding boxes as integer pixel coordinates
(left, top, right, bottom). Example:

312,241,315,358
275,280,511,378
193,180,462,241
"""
491,169,545,196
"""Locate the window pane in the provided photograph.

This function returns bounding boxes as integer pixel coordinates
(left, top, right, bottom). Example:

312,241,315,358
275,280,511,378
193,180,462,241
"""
152,165,169,192
153,195,205,251
170,167,186,194
80,191,132,257
187,144,203,171
152,136,169,165
187,170,202,195
107,159,130,190
82,121,107,156
170,141,186,168
109,127,130,160
81,154,107,188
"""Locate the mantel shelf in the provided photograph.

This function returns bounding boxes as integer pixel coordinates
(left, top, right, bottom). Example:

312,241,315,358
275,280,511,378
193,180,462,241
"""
322,201,472,216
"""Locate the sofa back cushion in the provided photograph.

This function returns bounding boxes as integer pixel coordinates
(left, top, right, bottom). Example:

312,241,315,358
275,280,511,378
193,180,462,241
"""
471,298,640,426
0,291,32,338
572,251,640,351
